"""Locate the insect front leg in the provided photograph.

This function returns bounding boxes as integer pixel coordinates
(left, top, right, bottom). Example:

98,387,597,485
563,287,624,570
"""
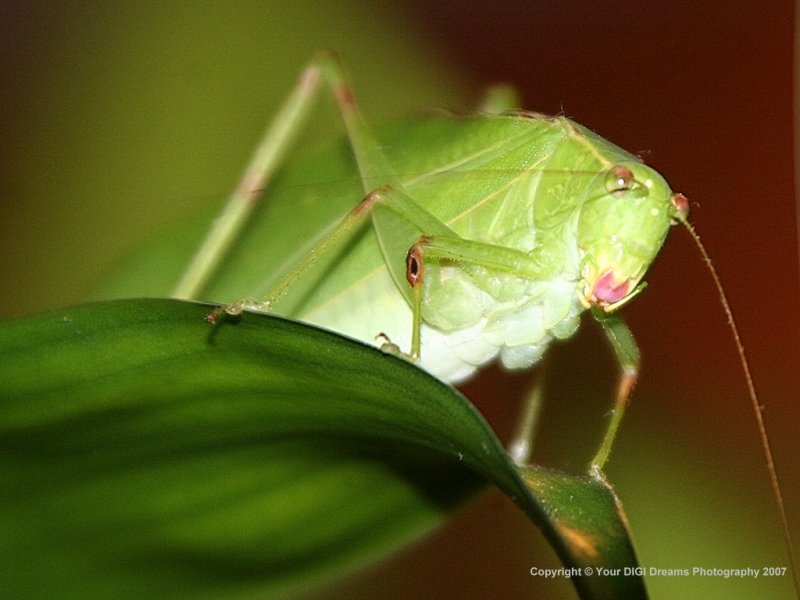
357,184,561,361
589,309,640,479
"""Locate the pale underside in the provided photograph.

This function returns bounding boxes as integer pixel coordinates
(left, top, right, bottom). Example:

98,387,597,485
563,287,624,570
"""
300,262,584,383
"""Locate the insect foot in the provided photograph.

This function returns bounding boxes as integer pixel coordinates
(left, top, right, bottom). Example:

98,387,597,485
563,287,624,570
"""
205,299,273,324
375,333,416,363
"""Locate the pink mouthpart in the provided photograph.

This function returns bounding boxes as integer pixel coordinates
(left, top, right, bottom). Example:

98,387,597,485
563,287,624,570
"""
592,271,630,304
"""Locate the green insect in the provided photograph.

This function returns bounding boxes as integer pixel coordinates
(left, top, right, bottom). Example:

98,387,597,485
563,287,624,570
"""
173,52,800,594
171,55,795,586
172,50,687,475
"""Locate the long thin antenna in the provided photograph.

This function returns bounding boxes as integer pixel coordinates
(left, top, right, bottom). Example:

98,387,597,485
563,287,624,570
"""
681,218,799,597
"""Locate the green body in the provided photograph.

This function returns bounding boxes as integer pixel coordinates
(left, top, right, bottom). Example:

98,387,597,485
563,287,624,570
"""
204,113,677,382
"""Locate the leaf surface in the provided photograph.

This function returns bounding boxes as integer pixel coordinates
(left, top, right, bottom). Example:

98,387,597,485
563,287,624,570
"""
0,299,645,599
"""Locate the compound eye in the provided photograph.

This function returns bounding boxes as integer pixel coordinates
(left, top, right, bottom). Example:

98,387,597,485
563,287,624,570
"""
605,165,635,193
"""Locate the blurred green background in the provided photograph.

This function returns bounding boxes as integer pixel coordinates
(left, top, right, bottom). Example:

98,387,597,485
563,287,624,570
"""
1,2,797,599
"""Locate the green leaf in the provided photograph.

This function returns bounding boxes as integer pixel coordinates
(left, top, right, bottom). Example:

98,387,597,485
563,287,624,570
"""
0,299,645,599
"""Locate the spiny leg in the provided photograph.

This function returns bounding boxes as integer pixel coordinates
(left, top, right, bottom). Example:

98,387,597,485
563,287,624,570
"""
589,308,640,479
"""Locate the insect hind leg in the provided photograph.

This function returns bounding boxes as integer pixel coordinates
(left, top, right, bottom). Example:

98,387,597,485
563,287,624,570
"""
173,49,397,304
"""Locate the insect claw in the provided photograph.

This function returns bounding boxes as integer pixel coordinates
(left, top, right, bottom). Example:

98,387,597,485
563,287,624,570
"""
375,332,419,362
376,332,401,355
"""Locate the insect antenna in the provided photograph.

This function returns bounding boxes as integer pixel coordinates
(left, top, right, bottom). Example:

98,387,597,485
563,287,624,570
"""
678,214,799,597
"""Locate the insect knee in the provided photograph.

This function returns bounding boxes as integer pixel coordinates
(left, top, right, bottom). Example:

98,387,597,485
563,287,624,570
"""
356,185,395,216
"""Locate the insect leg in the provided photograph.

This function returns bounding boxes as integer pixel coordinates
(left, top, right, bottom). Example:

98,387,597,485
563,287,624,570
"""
589,309,640,478
354,185,561,357
174,50,394,301
258,181,459,344
507,363,547,466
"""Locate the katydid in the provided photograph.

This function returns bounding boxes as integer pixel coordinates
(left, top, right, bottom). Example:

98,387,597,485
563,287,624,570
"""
173,51,796,589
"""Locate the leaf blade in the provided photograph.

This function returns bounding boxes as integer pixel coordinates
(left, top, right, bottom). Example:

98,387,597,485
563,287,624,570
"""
0,299,645,599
